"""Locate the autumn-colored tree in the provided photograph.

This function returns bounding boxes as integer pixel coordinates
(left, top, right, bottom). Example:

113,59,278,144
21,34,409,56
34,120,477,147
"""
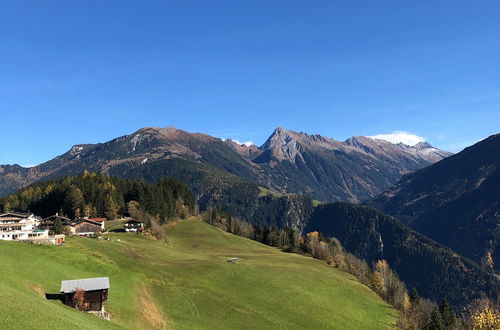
371,270,385,295
104,194,119,220
150,217,165,241
83,204,92,218
401,292,411,314
127,200,140,218
72,288,85,311
471,306,500,329
480,250,494,270
3,201,11,212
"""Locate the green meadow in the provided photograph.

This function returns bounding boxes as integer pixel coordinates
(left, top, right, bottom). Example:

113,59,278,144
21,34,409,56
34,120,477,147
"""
0,219,396,329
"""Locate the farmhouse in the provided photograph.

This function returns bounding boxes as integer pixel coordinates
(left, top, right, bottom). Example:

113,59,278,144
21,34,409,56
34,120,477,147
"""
40,214,74,232
124,219,144,232
60,277,109,312
74,219,102,236
0,212,49,241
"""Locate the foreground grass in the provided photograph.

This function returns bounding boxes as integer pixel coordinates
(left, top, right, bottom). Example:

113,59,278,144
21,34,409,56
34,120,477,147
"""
0,219,396,329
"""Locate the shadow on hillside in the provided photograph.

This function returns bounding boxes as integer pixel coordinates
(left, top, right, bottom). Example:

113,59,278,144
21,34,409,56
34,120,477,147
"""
45,293,64,302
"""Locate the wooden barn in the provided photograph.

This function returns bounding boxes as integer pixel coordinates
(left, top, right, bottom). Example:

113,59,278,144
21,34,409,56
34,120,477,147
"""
60,277,109,311
74,219,102,236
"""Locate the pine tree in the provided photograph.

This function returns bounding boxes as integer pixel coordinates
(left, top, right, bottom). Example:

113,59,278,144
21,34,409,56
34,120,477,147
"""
429,308,445,330
64,185,84,218
410,287,420,304
438,300,455,329
53,218,63,234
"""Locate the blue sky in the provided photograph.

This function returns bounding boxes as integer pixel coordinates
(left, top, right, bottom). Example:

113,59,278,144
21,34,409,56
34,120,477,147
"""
1,1,499,166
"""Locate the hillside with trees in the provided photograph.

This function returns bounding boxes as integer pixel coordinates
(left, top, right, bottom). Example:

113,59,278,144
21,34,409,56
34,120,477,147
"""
305,202,500,309
0,171,194,223
371,133,500,270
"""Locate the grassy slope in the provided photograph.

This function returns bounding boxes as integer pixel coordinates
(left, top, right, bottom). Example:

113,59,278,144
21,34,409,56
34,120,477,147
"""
0,219,396,329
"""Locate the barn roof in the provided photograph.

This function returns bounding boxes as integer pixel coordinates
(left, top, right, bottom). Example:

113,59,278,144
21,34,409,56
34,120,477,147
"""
60,277,109,293
74,219,102,226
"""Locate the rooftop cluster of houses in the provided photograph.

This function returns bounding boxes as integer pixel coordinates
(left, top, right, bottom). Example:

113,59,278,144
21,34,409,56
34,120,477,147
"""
0,212,144,244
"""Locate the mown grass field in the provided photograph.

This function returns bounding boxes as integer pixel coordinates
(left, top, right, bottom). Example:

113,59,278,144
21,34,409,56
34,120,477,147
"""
0,219,396,329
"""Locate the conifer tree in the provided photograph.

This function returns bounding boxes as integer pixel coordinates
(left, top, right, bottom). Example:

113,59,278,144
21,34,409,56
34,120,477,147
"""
429,308,445,330
53,218,63,234
438,300,455,329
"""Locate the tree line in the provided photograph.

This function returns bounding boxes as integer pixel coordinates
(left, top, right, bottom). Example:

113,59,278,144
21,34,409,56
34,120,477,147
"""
0,171,194,222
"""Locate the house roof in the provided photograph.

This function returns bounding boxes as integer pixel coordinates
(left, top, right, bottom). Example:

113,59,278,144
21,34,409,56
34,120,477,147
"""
89,218,107,222
125,219,143,224
0,212,33,219
60,277,110,293
75,219,102,226
43,214,72,222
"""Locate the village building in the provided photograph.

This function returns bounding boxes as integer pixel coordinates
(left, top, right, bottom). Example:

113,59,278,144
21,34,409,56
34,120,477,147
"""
60,277,109,312
74,219,102,236
0,212,49,241
40,213,74,232
89,218,107,231
124,219,144,232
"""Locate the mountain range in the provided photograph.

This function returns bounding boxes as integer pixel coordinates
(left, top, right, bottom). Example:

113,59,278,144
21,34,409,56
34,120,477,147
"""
2,126,499,308
372,133,500,271
0,126,451,202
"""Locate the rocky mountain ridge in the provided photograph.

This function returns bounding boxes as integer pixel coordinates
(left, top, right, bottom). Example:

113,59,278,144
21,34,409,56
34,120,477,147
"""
0,126,451,202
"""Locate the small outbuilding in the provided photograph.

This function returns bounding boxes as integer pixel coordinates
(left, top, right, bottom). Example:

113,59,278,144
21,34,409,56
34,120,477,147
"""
226,257,238,264
60,277,109,311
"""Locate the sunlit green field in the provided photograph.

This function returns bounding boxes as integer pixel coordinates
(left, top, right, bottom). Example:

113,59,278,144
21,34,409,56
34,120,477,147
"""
0,219,396,329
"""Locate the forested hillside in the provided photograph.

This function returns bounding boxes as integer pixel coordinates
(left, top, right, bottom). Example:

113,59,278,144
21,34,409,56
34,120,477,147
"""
305,203,499,309
0,171,194,222
372,133,500,270
116,158,314,230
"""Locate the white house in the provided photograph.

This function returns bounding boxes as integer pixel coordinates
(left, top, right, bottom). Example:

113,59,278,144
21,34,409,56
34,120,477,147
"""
0,212,49,241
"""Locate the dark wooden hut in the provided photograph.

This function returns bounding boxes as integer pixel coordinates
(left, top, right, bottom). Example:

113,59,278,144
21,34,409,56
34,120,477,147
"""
60,277,109,311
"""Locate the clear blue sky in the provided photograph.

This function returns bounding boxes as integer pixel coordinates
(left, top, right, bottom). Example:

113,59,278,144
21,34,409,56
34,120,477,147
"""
1,1,499,166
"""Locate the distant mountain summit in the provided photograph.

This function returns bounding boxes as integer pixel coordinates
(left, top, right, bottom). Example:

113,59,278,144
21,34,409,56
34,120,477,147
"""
0,126,451,202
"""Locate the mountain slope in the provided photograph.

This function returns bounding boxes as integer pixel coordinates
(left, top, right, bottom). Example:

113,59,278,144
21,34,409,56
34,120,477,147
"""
0,126,450,203
0,219,396,329
371,133,500,270
305,203,500,308
253,128,451,202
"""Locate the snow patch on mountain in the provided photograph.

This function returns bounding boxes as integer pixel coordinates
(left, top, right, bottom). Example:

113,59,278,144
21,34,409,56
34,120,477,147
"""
368,131,426,146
